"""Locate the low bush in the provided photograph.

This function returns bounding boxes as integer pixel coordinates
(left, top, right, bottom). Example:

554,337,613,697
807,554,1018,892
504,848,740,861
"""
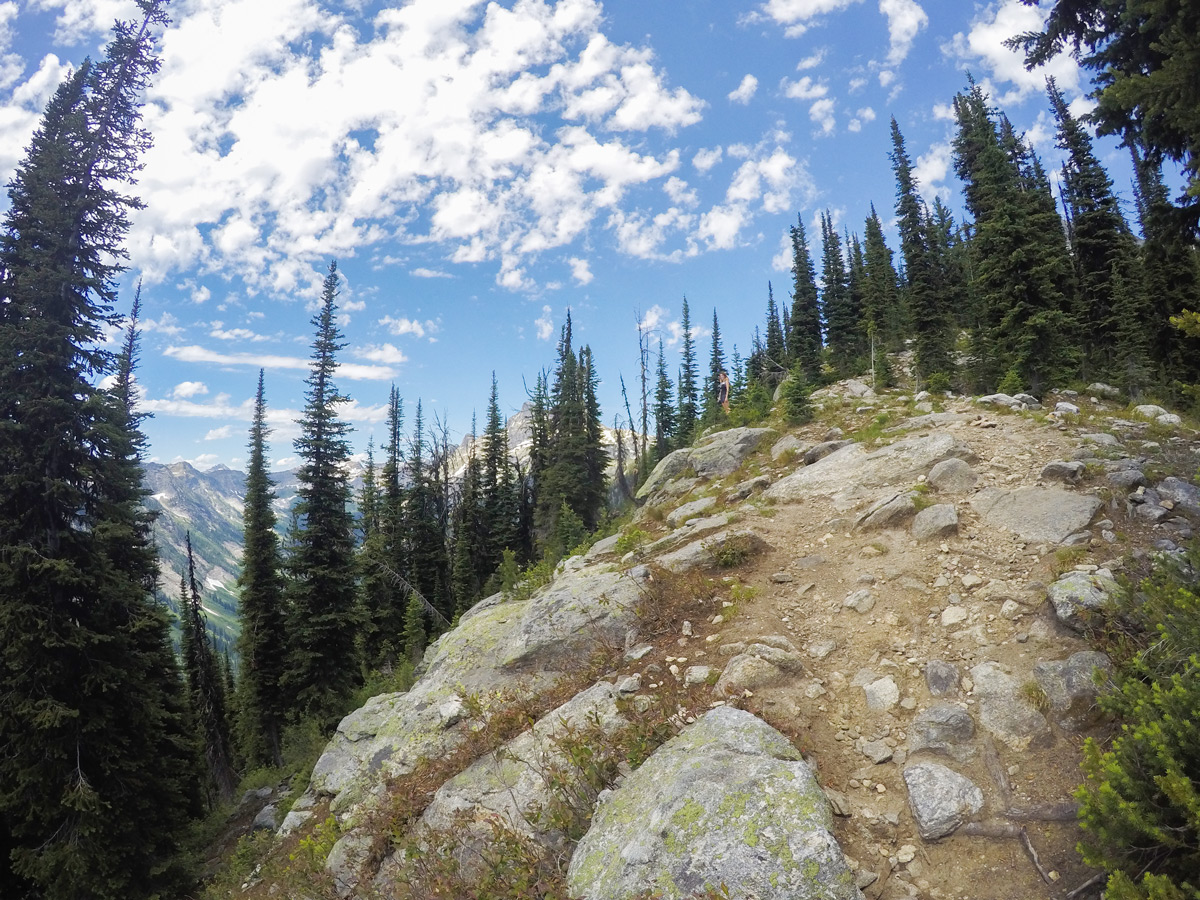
1075,544,1200,899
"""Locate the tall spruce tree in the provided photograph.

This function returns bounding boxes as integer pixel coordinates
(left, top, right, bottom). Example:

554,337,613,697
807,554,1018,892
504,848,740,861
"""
891,117,955,383
1132,148,1200,388
235,370,287,767
702,308,726,423
405,400,452,621
862,204,904,367
763,283,787,382
0,5,205,897
820,210,857,376
653,343,677,460
788,214,824,382
482,373,516,573
535,312,605,546
953,83,1077,393
180,534,237,806
1047,76,1143,382
1013,0,1200,231
450,416,485,612
676,298,699,441
283,261,360,724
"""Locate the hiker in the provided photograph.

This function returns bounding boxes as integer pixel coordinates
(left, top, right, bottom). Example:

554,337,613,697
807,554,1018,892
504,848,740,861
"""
718,369,730,413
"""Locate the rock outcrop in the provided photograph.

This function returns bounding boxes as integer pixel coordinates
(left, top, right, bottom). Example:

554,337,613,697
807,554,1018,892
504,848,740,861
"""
567,707,863,900
236,381,1198,900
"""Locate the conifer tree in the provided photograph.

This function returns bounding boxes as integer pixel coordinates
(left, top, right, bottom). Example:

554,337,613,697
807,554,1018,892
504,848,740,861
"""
405,400,452,621
820,210,857,376
180,534,237,806
535,313,605,546
891,117,955,383
787,215,824,382
450,417,485,612
653,343,677,460
0,5,204,896
862,205,904,384
235,370,287,767
1132,148,1200,387
482,373,516,572
702,308,726,422
763,283,787,382
283,261,360,724
953,84,1077,393
676,298,699,441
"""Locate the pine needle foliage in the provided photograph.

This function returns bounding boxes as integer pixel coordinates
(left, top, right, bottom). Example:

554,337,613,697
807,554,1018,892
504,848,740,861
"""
1076,545,1200,900
0,4,205,897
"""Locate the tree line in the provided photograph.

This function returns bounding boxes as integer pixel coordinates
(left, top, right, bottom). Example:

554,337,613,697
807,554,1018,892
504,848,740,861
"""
2,0,1198,897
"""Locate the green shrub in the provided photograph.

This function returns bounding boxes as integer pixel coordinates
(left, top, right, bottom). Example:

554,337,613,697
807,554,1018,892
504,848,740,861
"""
926,371,953,393
996,368,1023,396
1075,544,1200,899
781,363,814,425
615,528,650,555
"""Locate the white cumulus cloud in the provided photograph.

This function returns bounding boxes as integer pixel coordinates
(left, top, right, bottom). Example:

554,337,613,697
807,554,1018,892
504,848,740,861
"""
728,74,758,104
535,305,554,340
879,0,927,66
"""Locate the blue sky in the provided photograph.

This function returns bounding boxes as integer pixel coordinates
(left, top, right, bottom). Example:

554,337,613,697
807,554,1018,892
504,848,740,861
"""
1,0,1132,471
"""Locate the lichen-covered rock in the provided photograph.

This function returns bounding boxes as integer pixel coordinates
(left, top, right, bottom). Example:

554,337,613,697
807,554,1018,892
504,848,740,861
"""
1047,569,1120,632
766,434,974,507
666,496,717,528
303,565,647,826
687,426,778,479
969,487,1102,544
567,707,863,900
415,683,627,878
903,763,983,840
1033,651,1114,731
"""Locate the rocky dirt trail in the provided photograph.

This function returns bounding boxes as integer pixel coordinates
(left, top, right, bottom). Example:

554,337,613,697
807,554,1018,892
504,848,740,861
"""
613,384,1198,900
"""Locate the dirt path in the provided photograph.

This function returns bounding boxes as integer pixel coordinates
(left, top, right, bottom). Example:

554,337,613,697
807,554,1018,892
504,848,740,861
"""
630,391,1188,900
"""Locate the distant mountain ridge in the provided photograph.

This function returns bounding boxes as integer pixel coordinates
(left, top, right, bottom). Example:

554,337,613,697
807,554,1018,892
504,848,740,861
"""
144,406,636,652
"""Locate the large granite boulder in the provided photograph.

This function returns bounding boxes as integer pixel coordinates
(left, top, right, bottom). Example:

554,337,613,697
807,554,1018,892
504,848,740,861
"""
765,434,975,508
688,426,778,478
637,448,695,499
568,707,863,900
968,487,1102,544
655,528,770,573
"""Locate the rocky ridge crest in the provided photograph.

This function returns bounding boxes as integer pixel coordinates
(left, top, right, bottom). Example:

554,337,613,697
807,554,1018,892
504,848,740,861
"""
252,381,1197,900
